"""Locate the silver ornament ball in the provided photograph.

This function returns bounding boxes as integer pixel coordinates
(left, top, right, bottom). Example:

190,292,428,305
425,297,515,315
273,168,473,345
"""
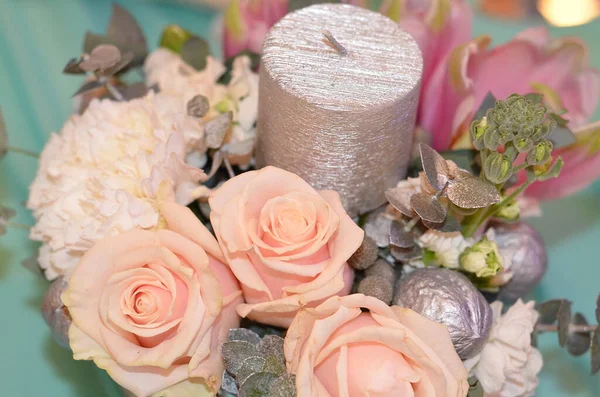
41,277,71,348
492,222,547,303
394,268,493,360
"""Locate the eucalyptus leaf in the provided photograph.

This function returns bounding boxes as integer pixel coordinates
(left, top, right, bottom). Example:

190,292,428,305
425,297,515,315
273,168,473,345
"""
221,371,239,395
106,4,147,61
591,329,600,374
410,193,447,223
229,328,261,346
239,372,278,397
446,172,500,209
385,187,414,217
21,255,43,276
390,245,422,262
474,92,497,121
423,214,461,233
218,50,261,85
222,340,259,376
557,300,573,347
536,299,564,325
72,80,104,97
259,335,285,364
187,95,210,119
268,375,296,397
63,58,85,74
181,36,210,71
0,109,7,159
79,44,121,72
389,220,415,248
103,51,134,76
121,82,149,100
205,112,232,149
567,312,591,356
419,143,449,192
237,356,266,385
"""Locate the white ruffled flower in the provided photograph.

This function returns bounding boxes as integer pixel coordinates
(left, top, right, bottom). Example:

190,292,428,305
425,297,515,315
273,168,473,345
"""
413,230,474,269
464,300,542,397
28,93,205,280
144,48,258,162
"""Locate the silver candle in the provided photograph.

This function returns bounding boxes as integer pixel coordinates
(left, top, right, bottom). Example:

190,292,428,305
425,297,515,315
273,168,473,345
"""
257,4,423,217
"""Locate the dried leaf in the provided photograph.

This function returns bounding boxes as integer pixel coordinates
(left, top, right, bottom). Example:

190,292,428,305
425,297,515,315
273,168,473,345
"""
205,112,232,149
423,214,461,233
591,329,600,374
181,36,210,71
222,340,259,376
447,172,500,209
79,44,121,72
390,245,422,262
229,328,261,345
557,300,572,347
389,220,415,248
222,138,255,156
237,356,266,385
536,299,564,325
410,193,447,224
385,187,414,217
567,312,591,356
419,143,449,192
63,58,85,74
72,80,104,97
239,372,278,397
268,374,296,397
0,109,8,160
221,371,238,395
187,95,210,118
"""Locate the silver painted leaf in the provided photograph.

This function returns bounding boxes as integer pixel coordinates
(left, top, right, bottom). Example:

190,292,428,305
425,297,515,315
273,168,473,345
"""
239,372,279,397
103,51,134,76
63,58,85,74
79,44,121,72
187,95,210,118
237,356,266,385
419,143,449,192
591,329,600,374
390,245,422,262
222,138,254,156
389,220,415,248
447,172,500,209
259,335,285,363
205,112,232,149
385,187,414,217
0,109,8,159
222,340,259,376
410,193,447,224
106,4,147,62
567,312,591,356
221,371,238,395
181,36,210,71
557,300,572,347
268,374,296,397
423,214,461,233
229,328,261,345
121,82,148,100
263,354,286,376
536,299,566,325
72,80,104,97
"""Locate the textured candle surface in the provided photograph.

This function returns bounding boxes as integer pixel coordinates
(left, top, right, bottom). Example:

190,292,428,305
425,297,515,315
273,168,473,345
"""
257,3,423,216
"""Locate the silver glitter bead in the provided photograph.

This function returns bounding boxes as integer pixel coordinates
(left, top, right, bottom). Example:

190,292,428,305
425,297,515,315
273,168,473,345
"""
492,222,547,303
394,268,492,360
41,277,71,348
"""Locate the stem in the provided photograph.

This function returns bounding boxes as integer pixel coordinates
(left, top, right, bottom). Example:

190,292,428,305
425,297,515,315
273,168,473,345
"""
7,146,39,158
6,221,31,231
479,149,489,179
105,82,125,102
512,162,529,173
223,157,235,179
404,215,420,232
536,324,598,333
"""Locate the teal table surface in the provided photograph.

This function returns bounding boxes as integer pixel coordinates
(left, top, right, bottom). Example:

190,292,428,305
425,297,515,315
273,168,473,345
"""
0,1,598,396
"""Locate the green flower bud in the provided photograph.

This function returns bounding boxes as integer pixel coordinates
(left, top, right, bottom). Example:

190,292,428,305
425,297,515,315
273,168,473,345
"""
515,137,533,153
496,198,520,221
460,237,503,278
536,156,564,181
484,152,513,184
527,140,553,166
471,117,488,150
214,99,232,113
483,125,501,150
531,118,556,142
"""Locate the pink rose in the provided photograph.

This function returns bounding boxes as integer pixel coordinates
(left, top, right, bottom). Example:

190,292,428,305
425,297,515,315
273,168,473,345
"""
209,166,363,328
62,201,242,397
284,294,469,397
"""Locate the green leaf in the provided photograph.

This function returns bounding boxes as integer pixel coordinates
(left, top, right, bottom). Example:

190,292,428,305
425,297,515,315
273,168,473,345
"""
474,92,497,121
159,24,194,54
181,36,210,71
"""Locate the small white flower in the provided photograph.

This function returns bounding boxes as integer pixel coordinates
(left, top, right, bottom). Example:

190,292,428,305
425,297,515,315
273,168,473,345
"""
28,93,205,280
464,300,542,397
413,229,473,269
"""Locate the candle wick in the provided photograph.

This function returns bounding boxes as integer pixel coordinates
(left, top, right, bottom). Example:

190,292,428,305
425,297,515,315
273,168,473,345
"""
322,29,347,56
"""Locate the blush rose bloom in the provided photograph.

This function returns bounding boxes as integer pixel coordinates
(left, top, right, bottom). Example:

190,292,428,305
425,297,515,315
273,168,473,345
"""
209,166,363,328
284,294,469,397
62,201,242,397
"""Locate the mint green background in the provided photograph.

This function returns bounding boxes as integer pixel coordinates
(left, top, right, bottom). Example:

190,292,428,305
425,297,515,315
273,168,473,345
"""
0,1,598,396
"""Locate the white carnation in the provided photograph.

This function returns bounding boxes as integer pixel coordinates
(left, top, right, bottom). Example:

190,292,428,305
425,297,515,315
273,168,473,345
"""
464,300,542,397
28,93,205,280
144,48,259,160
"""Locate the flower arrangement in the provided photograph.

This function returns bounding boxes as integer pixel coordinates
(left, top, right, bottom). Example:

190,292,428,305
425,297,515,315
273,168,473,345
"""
2,1,600,397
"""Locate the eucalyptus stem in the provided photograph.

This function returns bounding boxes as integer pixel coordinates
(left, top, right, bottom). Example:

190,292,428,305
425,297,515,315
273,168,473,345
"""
7,146,39,158
536,324,598,333
105,82,125,102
